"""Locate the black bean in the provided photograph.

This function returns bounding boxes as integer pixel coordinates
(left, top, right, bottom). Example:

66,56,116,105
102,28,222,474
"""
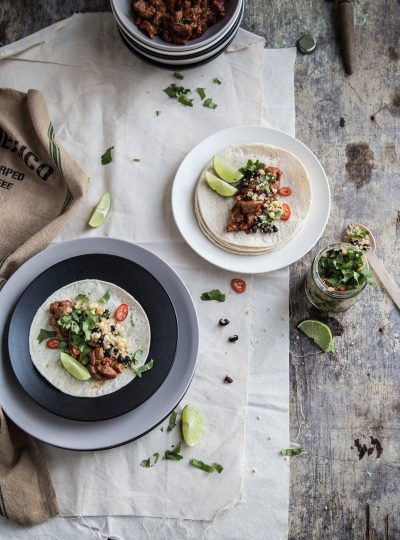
93,327,99,333
228,335,239,342
110,325,116,332
250,224,258,233
224,376,233,384
104,348,111,357
113,347,119,354
97,336,104,345
219,318,230,326
104,310,110,318
272,225,278,232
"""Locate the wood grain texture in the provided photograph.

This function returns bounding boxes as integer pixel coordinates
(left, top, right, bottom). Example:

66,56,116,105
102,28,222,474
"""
1,1,399,538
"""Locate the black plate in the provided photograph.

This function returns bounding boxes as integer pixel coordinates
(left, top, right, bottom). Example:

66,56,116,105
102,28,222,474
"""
7,254,178,422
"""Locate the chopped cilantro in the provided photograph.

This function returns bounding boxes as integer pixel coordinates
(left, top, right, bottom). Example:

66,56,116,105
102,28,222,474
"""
37,328,57,343
132,158,140,162
196,87,206,100
239,159,265,175
163,83,191,99
75,294,89,303
130,314,135,327
101,146,114,165
189,459,223,473
213,78,222,85
156,110,162,116
203,97,217,109
173,72,184,80
178,95,193,107
201,289,225,302
318,247,376,290
167,411,178,432
163,442,183,461
281,448,304,456
140,453,160,468
97,288,111,303
134,358,154,378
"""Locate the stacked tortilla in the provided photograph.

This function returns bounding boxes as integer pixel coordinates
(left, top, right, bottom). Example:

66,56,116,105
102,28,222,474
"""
195,143,312,255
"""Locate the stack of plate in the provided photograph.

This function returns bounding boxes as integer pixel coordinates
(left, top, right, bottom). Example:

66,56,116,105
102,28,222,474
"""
111,0,244,69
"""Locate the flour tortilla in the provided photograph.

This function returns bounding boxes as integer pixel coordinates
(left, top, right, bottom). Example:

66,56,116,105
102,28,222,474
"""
29,279,151,398
195,144,312,254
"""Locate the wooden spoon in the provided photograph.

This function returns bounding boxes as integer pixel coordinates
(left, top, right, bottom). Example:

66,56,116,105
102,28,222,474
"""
344,224,400,310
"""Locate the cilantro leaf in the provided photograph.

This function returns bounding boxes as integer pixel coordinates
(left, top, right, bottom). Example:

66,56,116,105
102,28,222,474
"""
173,72,184,80
167,411,178,432
156,110,162,116
163,442,183,461
196,87,206,100
281,448,304,456
134,359,154,378
132,157,140,162
201,289,225,302
37,328,57,343
140,453,160,468
75,294,89,303
203,97,217,109
98,288,111,303
189,459,223,473
213,78,222,85
178,95,193,107
101,146,114,165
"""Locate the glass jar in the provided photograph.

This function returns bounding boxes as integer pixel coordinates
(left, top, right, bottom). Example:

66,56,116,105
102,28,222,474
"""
305,242,369,312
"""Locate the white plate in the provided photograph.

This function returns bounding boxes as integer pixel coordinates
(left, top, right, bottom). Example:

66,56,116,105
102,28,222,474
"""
0,239,199,450
111,0,242,54
172,126,331,273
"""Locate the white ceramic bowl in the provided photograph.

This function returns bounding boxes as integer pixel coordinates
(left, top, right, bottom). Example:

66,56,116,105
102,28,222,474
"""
112,0,242,54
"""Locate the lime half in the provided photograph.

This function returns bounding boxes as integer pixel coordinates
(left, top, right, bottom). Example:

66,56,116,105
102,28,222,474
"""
182,404,204,447
213,155,243,183
60,352,91,380
88,192,111,227
206,172,237,197
297,320,336,352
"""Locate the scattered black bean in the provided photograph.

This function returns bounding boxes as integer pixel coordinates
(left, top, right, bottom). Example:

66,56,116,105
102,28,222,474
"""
110,325,116,332
228,335,239,342
118,354,124,363
272,225,278,232
113,347,119,354
250,224,258,233
97,336,104,345
93,326,99,333
123,356,132,366
224,376,233,384
219,318,230,326
104,310,110,318
104,348,111,357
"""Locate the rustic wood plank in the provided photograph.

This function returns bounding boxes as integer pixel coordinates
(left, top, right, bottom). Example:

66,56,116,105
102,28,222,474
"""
1,1,399,538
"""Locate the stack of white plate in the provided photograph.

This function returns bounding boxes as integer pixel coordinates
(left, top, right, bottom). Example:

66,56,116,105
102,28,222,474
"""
111,0,244,69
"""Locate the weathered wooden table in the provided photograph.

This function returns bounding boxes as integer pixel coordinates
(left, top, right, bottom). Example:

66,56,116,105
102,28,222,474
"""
1,1,399,538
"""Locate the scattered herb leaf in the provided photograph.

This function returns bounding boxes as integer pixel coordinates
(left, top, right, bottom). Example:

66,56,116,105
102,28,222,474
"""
318,246,376,290
133,349,143,363
178,95,194,107
134,359,154,378
140,453,160,468
173,72,184,80
239,159,265,176
132,158,140,162
189,459,223,473
98,288,111,303
201,289,226,302
101,146,114,165
203,97,217,109
167,411,178,432
130,314,135,327
75,294,89,303
163,442,183,461
37,328,57,343
196,87,206,100
281,448,304,456
213,78,221,85
156,110,162,116
163,84,191,99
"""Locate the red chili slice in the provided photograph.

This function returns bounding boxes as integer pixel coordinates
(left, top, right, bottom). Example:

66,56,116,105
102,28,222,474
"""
47,338,60,349
280,203,291,221
231,278,247,294
278,186,292,196
70,346,80,358
115,303,129,321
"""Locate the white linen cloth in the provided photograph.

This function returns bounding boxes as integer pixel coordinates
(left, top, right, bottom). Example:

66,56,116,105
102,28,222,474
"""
0,13,296,539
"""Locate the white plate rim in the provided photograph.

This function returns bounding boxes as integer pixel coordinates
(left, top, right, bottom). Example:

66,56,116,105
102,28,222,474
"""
111,0,242,54
171,126,331,274
0,238,199,450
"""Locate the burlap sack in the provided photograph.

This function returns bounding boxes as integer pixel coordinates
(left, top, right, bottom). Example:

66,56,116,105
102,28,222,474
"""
0,88,87,525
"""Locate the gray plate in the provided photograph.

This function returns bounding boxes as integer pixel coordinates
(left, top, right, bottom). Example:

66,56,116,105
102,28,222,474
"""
0,238,199,451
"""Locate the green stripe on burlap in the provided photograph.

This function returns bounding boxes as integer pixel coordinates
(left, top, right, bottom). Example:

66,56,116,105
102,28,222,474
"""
0,486,8,518
47,123,72,216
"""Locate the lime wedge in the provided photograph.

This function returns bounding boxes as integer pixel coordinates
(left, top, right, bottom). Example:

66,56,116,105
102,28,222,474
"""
206,172,237,197
213,155,243,183
88,192,111,227
181,404,204,447
60,352,91,380
297,320,336,352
